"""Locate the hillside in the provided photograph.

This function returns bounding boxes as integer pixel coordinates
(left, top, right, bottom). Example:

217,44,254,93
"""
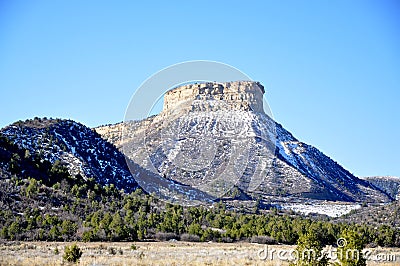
362,176,400,200
0,117,399,246
1,118,137,192
336,200,400,228
0,128,399,246
96,81,391,204
1,118,215,204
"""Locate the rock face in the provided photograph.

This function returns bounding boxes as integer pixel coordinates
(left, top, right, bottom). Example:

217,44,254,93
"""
163,81,265,114
96,81,392,203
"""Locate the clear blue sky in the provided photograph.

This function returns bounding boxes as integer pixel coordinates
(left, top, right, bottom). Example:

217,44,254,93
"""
0,0,399,177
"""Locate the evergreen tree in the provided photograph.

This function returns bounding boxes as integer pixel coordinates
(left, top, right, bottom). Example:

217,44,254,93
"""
337,229,366,266
291,230,329,266
63,243,82,263
109,212,127,240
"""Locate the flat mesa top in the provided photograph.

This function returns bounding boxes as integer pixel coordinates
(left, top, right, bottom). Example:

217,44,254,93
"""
162,81,266,114
165,81,265,95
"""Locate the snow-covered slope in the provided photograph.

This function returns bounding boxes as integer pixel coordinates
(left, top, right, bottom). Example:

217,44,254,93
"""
1,118,137,191
0,118,215,204
95,81,391,203
270,123,390,202
362,176,400,200
97,114,390,203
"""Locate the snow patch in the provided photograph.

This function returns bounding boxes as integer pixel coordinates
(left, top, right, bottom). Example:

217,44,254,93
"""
281,203,361,217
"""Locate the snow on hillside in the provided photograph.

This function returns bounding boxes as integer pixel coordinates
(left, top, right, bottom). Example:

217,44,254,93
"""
1,118,138,191
280,202,361,217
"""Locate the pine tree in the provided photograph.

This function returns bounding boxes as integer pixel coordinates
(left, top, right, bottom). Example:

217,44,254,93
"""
291,230,329,266
337,229,366,266
109,212,126,240
63,243,82,263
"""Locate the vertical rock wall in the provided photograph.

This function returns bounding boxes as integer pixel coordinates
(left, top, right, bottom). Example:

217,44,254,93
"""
162,81,265,114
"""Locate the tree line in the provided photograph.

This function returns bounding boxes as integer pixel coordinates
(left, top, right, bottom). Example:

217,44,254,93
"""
1,178,400,248
1,132,400,248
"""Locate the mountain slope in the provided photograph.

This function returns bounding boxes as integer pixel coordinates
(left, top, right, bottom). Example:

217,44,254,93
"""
97,117,390,203
96,81,391,203
362,176,400,200
1,118,137,192
0,118,215,204
271,123,390,202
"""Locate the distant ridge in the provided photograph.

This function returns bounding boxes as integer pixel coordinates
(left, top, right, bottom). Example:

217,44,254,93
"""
362,176,400,200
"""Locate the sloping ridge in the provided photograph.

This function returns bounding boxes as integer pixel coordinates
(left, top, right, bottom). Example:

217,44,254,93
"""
272,123,390,202
0,118,214,204
362,176,400,200
1,118,136,191
96,116,391,203
95,81,391,203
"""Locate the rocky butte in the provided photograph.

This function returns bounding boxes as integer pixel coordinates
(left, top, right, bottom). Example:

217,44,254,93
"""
96,81,392,212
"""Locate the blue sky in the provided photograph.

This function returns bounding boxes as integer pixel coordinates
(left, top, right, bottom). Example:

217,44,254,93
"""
0,0,399,177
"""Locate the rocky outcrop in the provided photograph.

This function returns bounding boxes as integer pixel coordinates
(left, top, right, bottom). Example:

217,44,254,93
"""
163,81,265,114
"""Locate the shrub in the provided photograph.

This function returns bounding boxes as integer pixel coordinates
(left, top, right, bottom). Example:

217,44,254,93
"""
82,229,95,242
154,232,178,241
63,243,82,263
108,247,116,255
221,236,233,243
250,235,277,244
180,233,200,242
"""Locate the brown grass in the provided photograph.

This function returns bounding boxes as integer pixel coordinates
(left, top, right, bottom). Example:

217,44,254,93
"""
0,241,398,266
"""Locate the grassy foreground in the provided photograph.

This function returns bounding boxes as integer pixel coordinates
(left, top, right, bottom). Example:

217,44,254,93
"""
0,241,399,266
1,241,280,266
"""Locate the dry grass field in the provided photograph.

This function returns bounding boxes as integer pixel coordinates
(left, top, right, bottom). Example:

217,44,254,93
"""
0,241,398,266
